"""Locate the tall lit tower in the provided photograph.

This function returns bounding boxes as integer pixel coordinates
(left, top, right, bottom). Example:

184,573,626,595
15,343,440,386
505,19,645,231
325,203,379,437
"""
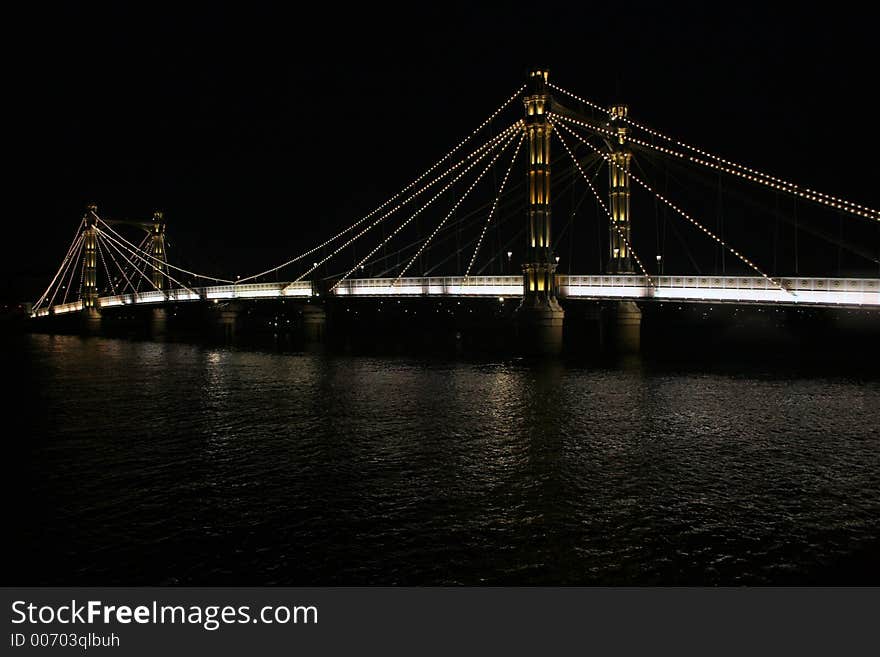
607,103,634,273
82,205,99,309
150,211,167,290
517,67,564,354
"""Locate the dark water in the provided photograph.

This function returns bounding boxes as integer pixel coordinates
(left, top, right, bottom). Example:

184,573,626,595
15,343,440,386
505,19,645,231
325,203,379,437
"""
5,333,880,585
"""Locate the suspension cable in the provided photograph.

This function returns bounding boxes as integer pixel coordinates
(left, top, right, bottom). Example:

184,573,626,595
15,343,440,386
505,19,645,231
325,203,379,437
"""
549,84,879,220
550,120,655,288
59,236,85,306
94,234,117,295
235,88,526,284
97,233,140,295
554,117,789,292
96,227,199,297
290,122,523,284
92,212,234,283
32,219,86,309
46,235,84,309
328,121,523,291
395,131,519,284
464,132,524,281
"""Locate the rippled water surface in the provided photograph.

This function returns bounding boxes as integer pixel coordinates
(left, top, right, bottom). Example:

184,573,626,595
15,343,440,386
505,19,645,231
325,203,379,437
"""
6,334,880,584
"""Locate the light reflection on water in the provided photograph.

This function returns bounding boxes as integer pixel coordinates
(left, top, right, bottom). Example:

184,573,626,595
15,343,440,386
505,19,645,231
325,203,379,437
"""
7,333,880,584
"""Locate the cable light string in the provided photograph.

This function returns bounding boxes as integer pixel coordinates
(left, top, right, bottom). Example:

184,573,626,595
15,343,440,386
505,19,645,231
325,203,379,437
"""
291,122,523,284
94,234,117,295
131,234,154,294
463,132,524,282
394,131,520,285
235,86,526,284
92,212,234,283
59,237,85,306
32,219,86,309
549,84,879,220
45,235,84,310
49,234,84,309
624,132,879,221
548,83,609,114
96,227,199,297
549,120,655,288
329,122,523,292
554,118,789,293
95,230,167,295
97,233,140,296
97,228,199,297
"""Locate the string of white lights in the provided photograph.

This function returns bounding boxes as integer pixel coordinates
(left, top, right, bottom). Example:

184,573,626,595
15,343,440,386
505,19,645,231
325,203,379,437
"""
550,120,655,288
93,213,234,283
98,227,193,295
97,232,140,296
463,133,524,281
94,234,118,295
548,86,878,220
624,132,879,220
32,219,86,309
97,227,198,297
329,123,523,292
395,131,520,284
546,111,618,141
59,236,85,306
46,235,84,309
235,87,526,284
96,231,167,295
548,83,608,114
555,118,789,292
291,122,523,284
131,234,152,293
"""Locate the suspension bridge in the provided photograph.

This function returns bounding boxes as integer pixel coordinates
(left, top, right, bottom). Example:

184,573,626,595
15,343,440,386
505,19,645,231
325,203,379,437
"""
30,69,880,353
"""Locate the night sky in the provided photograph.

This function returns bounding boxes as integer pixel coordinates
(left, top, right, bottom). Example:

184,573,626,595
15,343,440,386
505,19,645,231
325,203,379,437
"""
6,2,879,302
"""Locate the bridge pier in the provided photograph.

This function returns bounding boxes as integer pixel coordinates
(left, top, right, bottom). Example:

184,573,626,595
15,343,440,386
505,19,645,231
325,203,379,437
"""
210,303,243,341
301,304,327,342
79,308,102,335
614,301,642,353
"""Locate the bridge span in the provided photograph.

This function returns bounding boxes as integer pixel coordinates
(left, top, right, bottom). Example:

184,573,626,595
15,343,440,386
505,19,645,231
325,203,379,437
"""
32,275,880,318
28,68,880,353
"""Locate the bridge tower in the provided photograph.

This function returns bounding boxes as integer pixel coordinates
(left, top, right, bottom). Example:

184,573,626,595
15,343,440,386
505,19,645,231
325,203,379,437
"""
607,104,633,274
81,204,101,332
606,105,641,351
150,211,167,290
516,67,564,354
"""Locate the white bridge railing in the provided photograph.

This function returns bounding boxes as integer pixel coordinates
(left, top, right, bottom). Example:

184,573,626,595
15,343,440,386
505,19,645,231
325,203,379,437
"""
31,275,880,317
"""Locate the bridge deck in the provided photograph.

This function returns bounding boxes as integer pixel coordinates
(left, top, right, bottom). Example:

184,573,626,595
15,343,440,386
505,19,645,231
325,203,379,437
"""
31,275,880,317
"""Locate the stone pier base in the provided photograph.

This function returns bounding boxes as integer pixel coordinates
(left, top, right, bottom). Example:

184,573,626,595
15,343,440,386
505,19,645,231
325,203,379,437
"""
614,301,642,353
516,301,565,356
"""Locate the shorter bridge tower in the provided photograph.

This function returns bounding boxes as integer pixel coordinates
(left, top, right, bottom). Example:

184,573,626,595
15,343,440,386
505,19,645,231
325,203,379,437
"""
606,105,641,351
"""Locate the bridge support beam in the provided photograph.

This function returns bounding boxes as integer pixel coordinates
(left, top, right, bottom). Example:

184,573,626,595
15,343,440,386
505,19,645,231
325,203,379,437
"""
516,67,564,355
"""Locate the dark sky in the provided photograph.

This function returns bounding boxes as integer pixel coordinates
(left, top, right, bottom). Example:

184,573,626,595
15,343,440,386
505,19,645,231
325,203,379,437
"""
6,2,879,301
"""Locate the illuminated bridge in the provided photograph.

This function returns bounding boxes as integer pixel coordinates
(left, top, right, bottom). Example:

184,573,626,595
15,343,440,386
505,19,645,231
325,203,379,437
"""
30,69,880,353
